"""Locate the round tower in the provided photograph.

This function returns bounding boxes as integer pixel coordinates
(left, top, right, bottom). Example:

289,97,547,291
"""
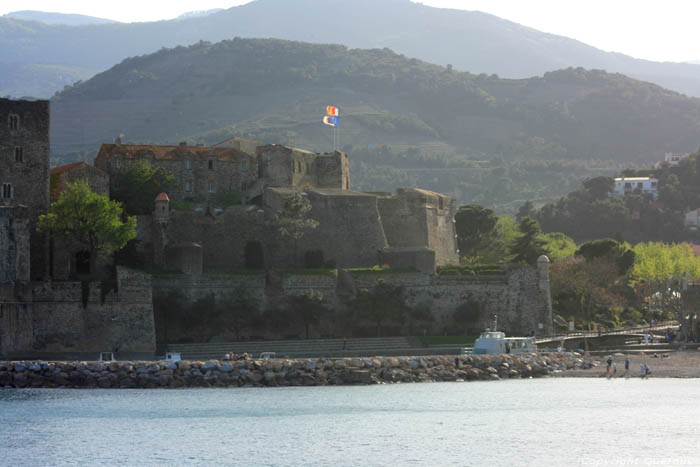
154,192,170,223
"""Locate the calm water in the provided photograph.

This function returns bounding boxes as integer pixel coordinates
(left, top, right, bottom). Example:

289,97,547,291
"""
1,379,699,466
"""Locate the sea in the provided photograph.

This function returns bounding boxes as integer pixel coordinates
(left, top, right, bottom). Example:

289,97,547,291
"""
1,378,699,467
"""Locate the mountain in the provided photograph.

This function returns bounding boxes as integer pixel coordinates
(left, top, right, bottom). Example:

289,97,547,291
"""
4,0,700,99
51,38,700,160
3,10,117,26
176,9,225,20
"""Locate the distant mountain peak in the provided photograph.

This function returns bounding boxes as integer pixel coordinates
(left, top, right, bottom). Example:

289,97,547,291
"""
3,10,117,26
175,9,225,20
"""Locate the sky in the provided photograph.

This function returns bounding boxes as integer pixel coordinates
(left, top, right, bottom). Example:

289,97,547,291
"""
1,0,699,63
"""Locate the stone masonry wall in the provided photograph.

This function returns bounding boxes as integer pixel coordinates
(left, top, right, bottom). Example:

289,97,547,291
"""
0,267,155,358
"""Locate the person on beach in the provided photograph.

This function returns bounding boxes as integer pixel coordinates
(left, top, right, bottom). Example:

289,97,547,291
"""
641,364,650,378
624,357,630,377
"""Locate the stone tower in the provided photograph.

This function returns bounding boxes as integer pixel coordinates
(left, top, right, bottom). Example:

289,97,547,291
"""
0,98,50,280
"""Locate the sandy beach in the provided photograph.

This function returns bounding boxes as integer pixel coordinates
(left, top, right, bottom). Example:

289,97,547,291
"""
557,350,700,378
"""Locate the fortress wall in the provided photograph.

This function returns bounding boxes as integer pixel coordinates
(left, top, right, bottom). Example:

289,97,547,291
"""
298,192,388,268
0,303,34,356
428,198,458,266
152,274,266,304
1,268,155,357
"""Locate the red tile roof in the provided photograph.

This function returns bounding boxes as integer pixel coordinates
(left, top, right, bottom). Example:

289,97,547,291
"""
50,161,108,176
155,192,170,202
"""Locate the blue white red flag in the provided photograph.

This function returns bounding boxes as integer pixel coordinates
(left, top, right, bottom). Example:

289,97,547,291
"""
323,115,339,127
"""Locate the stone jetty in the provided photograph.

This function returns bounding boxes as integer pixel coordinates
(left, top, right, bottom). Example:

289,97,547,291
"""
0,353,592,389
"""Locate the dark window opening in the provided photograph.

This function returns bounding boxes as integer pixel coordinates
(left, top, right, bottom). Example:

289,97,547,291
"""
15,147,23,162
8,114,19,130
438,197,444,210
76,251,91,276
2,183,12,199
208,160,214,170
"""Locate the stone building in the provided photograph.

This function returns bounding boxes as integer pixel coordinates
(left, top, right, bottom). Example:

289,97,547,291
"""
94,142,258,202
94,141,350,204
0,98,50,280
50,161,110,201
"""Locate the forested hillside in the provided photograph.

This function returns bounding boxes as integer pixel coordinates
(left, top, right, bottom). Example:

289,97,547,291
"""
49,38,700,210
5,0,700,98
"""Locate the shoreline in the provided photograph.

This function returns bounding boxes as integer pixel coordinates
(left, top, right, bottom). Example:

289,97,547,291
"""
0,353,586,389
2,351,699,389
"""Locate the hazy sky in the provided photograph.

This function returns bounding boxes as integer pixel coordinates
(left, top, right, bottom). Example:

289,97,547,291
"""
2,0,698,63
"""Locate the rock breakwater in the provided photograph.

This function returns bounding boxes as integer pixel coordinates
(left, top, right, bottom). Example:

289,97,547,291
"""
0,353,591,389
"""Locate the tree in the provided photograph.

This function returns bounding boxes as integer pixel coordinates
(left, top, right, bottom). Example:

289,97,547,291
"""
276,192,319,265
37,180,137,274
582,176,614,200
550,256,626,328
405,301,434,336
453,299,481,335
541,232,576,261
286,289,329,339
112,160,174,214
478,216,519,264
349,279,407,337
576,238,635,274
629,242,700,330
516,200,536,223
511,217,548,265
454,204,498,262
218,284,261,340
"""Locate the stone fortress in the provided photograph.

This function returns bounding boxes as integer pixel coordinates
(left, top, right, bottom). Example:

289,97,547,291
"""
0,97,553,359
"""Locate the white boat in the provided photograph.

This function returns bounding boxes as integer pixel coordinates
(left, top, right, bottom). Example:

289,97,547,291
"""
472,331,537,355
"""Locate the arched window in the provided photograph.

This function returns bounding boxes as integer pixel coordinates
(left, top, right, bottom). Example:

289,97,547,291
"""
14,147,23,162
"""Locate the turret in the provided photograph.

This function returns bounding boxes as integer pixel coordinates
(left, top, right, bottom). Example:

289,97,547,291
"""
154,192,170,223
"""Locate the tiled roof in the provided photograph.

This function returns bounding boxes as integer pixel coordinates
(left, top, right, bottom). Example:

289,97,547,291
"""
50,161,108,176
97,144,250,162
155,192,170,202
50,162,108,201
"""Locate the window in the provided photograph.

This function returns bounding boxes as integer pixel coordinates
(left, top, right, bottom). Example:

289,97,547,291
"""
624,182,632,189
208,183,215,193
241,160,248,172
651,182,657,188
185,181,192,192
14,147,23,162
208,160,214,170
8,114,19,130
114,159,121,168
2,183,12,199
637,182,643,189
186,160,191,170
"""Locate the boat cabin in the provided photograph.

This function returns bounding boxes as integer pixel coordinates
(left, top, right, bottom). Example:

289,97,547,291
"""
472,331,536,355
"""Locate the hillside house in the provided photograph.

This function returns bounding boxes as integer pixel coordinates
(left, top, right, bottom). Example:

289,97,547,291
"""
613,177,658,199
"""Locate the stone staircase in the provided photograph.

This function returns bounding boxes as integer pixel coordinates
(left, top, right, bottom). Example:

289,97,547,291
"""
166,337,420,360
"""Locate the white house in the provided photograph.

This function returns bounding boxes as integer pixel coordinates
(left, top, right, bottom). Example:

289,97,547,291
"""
654,152,690,169
613,177,658,199
685,209,700,230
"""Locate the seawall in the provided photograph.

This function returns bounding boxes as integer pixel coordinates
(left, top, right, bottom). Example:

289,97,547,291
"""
0,353,591,389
